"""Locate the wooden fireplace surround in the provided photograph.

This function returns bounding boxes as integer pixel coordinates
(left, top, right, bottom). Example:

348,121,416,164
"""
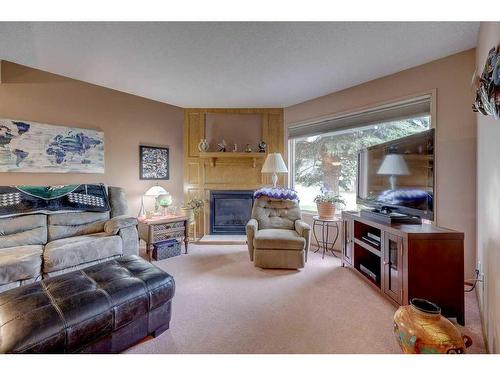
183,108,285,238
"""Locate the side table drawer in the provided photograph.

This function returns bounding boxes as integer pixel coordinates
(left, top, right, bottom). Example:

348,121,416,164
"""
152,229,185,243
151,221,185,233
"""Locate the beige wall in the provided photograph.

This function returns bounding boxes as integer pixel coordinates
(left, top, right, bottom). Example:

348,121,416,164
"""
0,61,184,215
285,49,477,279
476,22,500,354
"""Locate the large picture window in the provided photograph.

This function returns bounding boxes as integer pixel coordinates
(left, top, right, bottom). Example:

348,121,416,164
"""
290,115,431,212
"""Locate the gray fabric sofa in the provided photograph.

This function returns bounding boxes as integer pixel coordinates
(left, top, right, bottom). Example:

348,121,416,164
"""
246,196,311,269
0,186,139,292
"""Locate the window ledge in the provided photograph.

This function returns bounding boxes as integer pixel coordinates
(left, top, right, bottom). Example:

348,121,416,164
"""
301,209,356,217
301,210,318,216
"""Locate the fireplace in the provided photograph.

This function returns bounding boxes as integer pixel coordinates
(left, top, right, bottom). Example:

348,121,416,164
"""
210,190,254,234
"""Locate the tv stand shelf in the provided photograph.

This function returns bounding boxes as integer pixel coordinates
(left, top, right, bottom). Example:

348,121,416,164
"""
353,238,381,257
341,211,465,325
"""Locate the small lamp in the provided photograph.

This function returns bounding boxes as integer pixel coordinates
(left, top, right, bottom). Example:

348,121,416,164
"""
377,154,410,190
157,192,173,215
261,153,288,188
138,184,169,217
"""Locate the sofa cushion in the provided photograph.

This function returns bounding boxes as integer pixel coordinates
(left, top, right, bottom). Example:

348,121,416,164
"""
0,245,43,285
0,214,47,249
254,229,306,250
43,233,122,273
252,197,301,230
108,186,129,218
47,211,110,241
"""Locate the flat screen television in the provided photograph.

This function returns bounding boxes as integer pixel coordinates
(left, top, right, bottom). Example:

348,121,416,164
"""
357,129,434,220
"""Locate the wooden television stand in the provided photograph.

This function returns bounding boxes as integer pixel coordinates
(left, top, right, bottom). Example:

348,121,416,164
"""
341,211,465,325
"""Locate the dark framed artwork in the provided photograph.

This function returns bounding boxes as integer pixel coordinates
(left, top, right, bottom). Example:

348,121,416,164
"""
139,145,169,180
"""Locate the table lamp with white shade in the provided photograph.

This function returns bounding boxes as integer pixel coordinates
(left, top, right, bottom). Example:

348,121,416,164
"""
261,153,288,188
377,153,410,190
138,184,170,217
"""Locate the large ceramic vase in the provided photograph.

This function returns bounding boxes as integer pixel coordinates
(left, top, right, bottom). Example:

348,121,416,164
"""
393,298,472,354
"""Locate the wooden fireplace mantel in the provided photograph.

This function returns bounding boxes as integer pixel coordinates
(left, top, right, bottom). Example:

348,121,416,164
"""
198,151,266,168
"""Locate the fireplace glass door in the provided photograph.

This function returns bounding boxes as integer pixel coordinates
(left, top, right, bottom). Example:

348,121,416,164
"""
210,191,254,234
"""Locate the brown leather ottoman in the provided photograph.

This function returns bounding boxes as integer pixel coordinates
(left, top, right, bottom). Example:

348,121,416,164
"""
0,255,175,353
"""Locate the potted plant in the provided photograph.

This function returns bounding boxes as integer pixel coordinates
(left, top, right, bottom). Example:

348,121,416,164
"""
181,198,204,223
314,192,345,219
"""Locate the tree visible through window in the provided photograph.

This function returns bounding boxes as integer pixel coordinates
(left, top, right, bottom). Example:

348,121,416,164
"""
292,116,430,211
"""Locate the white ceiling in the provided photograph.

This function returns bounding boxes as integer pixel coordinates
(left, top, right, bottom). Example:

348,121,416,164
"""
0,22,479,108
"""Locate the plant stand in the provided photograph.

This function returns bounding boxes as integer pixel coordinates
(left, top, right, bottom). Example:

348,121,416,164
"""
312,216,341,259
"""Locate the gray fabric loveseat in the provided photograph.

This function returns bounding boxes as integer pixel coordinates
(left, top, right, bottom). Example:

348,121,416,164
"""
0,186,139,292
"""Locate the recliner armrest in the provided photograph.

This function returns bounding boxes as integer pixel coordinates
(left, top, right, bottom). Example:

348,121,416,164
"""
295,219,310,237
246,219,258,234
295,220,311,261
246,219,259,261
104,215,138,235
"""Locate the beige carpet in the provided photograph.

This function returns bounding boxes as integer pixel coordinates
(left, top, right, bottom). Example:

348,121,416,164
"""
126,244,486,354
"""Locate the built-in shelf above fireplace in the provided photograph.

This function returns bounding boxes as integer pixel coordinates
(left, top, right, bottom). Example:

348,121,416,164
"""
199,152,266,168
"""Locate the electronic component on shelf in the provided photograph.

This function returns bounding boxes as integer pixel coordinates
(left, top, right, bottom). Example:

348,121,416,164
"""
360,209,423,224
367,232,381,242
361,235,380,248
360,264,378,282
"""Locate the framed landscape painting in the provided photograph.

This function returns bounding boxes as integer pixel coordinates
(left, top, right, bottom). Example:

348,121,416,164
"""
139,145,169,180
0,118,104,173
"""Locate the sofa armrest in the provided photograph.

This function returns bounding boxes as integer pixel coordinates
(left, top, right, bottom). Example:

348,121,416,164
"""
117,225,139,256
246,219,259,261
104,215,138,235
104,216,139,256
295,220,311,261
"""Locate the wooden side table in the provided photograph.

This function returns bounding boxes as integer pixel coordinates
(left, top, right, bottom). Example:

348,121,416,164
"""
138,215,189,261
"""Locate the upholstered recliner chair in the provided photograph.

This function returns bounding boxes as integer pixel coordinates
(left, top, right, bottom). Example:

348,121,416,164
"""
246,196,311,269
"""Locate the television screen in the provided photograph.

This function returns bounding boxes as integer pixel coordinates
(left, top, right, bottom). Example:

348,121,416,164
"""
357,129,434,219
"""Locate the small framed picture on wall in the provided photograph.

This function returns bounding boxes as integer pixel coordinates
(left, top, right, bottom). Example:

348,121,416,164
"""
139,145,169,180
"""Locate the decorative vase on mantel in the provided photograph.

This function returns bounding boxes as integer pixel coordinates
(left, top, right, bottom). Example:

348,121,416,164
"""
393,298,472,354
198,139,209,152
